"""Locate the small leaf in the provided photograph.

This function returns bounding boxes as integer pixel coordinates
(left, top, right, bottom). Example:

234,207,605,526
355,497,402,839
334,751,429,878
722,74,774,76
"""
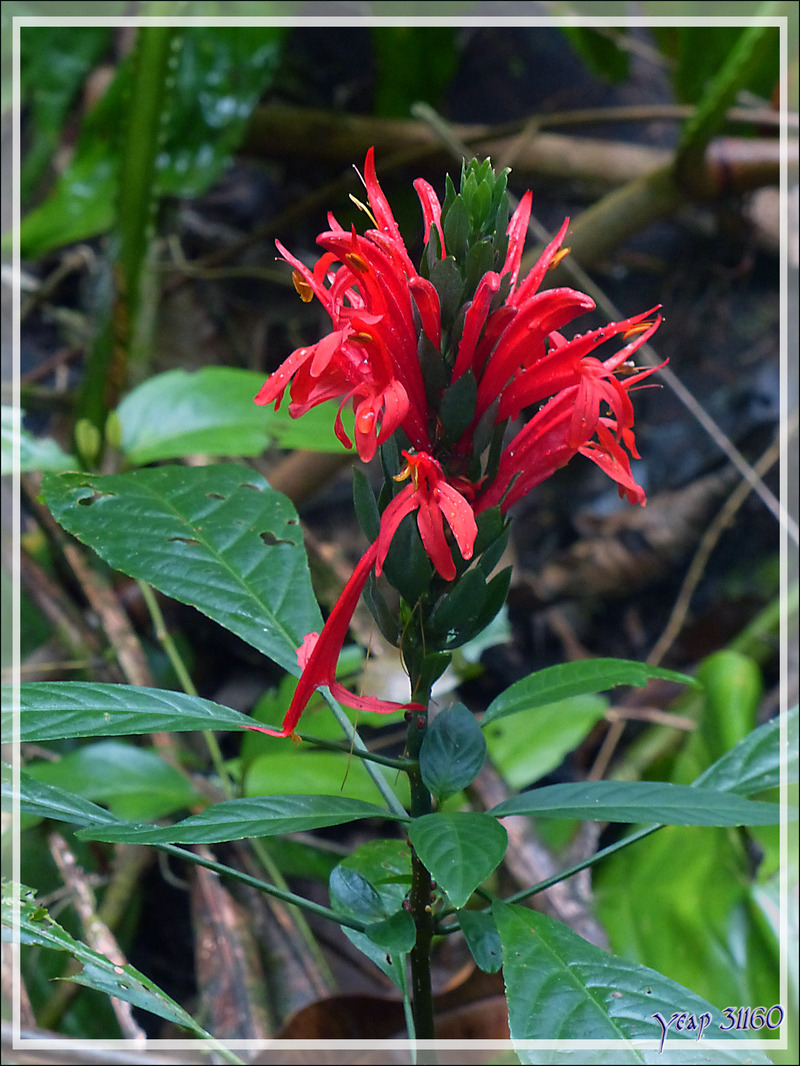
439,370,477,442
481,659,698,727
458,908,501,973
364,911,416,954
329,866,384,922
487,780,783,826
419,703,486,803
408,812,507,909
696,650,762,761
41,464,321,676
75,795,406,844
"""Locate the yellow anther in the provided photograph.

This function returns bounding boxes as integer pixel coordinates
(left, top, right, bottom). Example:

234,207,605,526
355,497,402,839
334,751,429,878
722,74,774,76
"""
292,270,314,302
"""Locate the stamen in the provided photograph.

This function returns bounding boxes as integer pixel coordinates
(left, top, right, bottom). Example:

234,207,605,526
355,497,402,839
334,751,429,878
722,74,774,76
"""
348,192,378,228
548,247,571,270
345,251,370,273
622,321,654,340
292,270,314,302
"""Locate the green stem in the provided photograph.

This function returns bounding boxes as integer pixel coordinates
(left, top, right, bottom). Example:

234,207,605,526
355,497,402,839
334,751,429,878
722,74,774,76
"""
157,842,369,933
324,690,409,818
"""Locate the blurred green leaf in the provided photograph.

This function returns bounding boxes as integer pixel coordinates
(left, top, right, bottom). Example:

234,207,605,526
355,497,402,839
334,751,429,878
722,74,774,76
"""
484,693,607,790
20,25,113,200
371,26,459,118
458,907,502,973
20,25,287,257
560,26,630,82
116,368,350,463
26,740,201,820
244,749,410,808
1,407,77,475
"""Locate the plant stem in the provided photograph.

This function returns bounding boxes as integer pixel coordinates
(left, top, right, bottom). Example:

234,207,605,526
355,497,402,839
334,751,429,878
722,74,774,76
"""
404,679,437,1049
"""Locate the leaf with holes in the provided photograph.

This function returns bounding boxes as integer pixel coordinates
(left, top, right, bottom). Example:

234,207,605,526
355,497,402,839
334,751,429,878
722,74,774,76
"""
494,902,773,1061
41,464,321,675
408,812,507,909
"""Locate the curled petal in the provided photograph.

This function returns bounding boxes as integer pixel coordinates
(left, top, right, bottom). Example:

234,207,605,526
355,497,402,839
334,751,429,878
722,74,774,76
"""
414,177,446,257
501,190,532,293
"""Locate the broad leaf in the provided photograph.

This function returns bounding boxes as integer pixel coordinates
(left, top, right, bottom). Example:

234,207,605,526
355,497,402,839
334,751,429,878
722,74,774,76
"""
25,740,201,821
4,681,259,744
3,882,214,1040
41,464,321,675
494,902,773,1061
481,659,697,728
76,795,407,844
408,812,507,909
484,693,607,790
117,368,350,464
419,703,486,803
364,911,416,954
487,780,782,826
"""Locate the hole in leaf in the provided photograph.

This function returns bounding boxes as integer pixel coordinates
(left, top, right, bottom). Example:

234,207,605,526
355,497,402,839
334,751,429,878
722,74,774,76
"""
260,531,294,547
168,536,200,545
240,482,263,491
285,518,299,526
76,490,116,506
206,492,226,500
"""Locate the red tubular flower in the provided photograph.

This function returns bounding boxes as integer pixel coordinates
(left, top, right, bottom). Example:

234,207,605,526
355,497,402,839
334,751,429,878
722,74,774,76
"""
375,451,478,582
254,148,441,463
250,541,424,739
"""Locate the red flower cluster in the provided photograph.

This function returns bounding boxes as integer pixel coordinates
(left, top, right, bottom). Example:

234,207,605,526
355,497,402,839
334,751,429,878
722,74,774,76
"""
254,149,662,737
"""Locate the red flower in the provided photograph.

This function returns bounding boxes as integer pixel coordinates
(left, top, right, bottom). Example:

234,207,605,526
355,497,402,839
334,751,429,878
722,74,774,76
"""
254,148,440,463
251,541,424,739
375,451,478,582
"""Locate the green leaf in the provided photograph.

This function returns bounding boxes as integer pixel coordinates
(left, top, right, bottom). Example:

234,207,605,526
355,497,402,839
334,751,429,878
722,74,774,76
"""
3,764,121,829
458,908,502,973
364,910,416,955
41,464,321,675
481,659,698,727
1,407,77,476
694,703,796,796
3,881,215,1039
408,812,507,909
419,703,486,803
494,902,772,1059
484,693,608,790
244,749,410,808
695,650,762,762
330,840,413,989
5,681,261,743
329,866,385,921
117,368,349,464
371,26,459,119
20,26,287,257
25,740,201,821
75,795,406,844
488,780,783,826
